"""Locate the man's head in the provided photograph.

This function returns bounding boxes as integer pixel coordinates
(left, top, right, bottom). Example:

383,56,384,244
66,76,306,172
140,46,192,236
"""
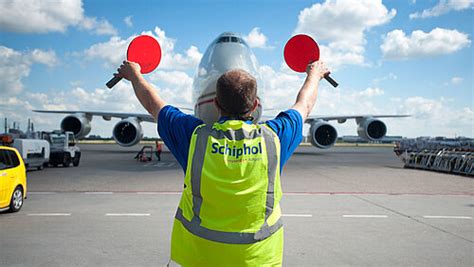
215,69,258,117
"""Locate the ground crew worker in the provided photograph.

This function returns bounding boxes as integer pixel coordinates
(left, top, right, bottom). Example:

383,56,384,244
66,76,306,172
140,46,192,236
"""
155,140,162,161
116,60,329,266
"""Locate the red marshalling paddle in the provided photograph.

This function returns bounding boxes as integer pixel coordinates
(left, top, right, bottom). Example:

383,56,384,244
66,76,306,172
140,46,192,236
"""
106,35,162,89
284,34,338,87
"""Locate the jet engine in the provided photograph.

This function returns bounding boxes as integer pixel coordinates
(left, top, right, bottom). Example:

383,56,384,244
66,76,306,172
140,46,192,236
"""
112,117,143,147
309,120,338,149
60,113,91,139
357,117,387,141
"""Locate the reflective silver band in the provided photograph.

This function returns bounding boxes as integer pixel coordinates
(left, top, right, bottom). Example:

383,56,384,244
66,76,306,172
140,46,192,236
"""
190,126,208,220
261,126,277,220
176,208,283,244
176,123,281,244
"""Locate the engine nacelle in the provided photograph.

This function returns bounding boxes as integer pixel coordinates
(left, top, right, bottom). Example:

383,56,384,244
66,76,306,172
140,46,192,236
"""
112,117,143,147
60,113,91,139
309,120,338,149
357,117,387,141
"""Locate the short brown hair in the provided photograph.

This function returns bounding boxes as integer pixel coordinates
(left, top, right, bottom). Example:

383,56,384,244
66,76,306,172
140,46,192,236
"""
216,69,257,115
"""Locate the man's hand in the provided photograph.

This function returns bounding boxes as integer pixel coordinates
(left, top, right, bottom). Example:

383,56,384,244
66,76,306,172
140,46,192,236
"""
115,60,142,82
306,61,329,81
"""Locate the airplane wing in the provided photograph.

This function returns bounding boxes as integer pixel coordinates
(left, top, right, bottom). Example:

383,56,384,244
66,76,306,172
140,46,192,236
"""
305,114,410,124
32,110,156,122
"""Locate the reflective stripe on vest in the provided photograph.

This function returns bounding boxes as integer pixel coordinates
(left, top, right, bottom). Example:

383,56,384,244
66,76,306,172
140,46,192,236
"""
175,123,282,244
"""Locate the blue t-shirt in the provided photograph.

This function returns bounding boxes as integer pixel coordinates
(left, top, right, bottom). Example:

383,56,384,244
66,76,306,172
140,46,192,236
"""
157,105,303,173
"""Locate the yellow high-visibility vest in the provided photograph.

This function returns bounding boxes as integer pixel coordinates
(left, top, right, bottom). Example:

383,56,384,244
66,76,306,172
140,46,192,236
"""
171,120,283,266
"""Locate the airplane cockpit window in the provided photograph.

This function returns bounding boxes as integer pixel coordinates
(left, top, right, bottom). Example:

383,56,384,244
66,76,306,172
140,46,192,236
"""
217,36,247,46
217,36,230,43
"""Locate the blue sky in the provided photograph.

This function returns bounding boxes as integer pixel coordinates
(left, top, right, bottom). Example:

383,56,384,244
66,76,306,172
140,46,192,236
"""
0,0,472,138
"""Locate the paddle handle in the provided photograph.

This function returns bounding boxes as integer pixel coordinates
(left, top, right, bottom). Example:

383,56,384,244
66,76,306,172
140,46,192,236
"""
106,76,122,89
324,74,338,88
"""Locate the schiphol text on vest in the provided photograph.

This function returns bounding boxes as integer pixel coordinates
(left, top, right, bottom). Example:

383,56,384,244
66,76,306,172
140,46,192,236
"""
211,142,262,159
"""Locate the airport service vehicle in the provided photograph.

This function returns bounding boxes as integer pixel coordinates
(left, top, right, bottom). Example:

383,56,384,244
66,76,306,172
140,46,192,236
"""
0,134,50,171
34,32,408,149
11,138,50,170
394,137,473,176
42,131,81,167
0,146,27,212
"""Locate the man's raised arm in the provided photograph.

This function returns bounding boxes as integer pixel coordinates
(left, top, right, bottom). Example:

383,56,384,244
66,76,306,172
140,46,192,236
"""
291,61,329,121
115,60,166,121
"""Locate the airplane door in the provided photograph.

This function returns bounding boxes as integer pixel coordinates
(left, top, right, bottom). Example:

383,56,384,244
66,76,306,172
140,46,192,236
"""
0,149,12,207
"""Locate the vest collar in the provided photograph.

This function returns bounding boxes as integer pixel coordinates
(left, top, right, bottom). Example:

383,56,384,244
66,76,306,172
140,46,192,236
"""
218,116,253,124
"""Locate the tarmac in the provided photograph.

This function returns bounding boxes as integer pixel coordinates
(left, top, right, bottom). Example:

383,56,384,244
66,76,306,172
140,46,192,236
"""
1,144,473,266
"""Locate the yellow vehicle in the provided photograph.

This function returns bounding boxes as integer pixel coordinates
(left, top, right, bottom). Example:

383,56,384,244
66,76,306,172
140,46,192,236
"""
0,146,27,212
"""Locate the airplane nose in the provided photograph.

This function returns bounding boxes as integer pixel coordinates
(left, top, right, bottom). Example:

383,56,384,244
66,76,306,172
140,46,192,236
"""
211,45,255,73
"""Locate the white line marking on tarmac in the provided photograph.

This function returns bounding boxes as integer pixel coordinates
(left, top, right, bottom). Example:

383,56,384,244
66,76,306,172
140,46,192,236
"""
423,216,472,220
343,215,388,218
282,214,313,217
27,213,71,216
136,192,180,195
105,213,151,216
84,192,113,195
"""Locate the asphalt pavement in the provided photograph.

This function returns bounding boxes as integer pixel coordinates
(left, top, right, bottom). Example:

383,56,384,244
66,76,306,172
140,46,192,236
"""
1,144,472,266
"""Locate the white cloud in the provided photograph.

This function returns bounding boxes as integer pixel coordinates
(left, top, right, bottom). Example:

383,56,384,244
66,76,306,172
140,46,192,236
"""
0,0,117,35
149,70,193,88
78,16,117,35
372,72,397,84
146,27,203,70
83,27,202,70
0,46,30,95
381,28,471,59
410,0,473,19
444,76,464,86
392,97,473,137
259,65,303,109
294,0,396,69
149,71,194,107
0,46,59,95
0,0,83,33
84,36,129,67
124,16,133,28
244,27,271,49
450,76,464,85
319,43,365,69
358,87,384,97
29,49,59,67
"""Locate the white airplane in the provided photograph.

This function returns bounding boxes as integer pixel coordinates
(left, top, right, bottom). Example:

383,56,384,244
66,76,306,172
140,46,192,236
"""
34,32,408,149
